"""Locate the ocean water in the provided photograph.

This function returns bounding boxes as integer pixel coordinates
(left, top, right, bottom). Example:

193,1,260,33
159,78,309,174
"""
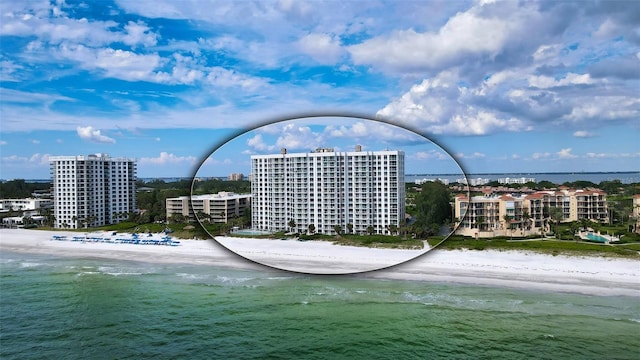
1,252,638,359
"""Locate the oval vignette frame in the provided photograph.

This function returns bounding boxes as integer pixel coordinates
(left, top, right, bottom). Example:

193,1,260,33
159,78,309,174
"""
190,115,470,275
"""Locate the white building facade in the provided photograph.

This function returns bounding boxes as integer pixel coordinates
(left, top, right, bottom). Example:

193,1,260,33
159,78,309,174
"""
0,198,53,212
251,147,405,235
50,154,137,229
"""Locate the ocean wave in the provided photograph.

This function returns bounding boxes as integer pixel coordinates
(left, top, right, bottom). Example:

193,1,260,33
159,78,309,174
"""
97,266,143,276
175,272,210,280
20,262,44,268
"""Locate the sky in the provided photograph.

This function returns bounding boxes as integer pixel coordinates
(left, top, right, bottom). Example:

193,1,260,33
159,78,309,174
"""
1,0,639,179
197,117,466,177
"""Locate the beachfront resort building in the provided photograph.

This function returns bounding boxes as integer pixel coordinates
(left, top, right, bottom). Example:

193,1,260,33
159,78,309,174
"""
166,192,251,223
251,146,405,235
454,188,608,238
50,154,137,229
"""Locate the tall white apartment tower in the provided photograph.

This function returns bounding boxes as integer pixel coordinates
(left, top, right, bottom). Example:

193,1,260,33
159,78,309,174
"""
251,147,405,235
50,154,137,229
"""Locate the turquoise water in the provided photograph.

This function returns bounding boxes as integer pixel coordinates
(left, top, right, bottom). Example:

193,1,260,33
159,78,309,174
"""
1,251,638,359
585,233,608,243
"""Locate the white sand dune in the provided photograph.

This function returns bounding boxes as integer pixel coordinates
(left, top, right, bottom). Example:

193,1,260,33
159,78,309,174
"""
1,228,638,296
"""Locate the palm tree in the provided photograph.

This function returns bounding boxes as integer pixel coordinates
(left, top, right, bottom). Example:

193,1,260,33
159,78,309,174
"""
388,224,398,236
22,215,33,227
333,225,342,236
288,219,296,233
366,225,375,235
307,224,315,235
570,221,580,242
346,223,353,234
503,214,513,240
476,215,485,232
550,207,563,239
522,210,530,231
196,211,208,223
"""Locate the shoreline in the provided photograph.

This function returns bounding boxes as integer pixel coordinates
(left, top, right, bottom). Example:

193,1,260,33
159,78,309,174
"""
1,228,639,296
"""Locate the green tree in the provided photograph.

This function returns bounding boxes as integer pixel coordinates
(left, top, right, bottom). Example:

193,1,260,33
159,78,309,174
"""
333,225,342,236
307,223,315,234
196,211,208,223
288,219,296,233
412,181,452,236
537,181,556,189
570,221,580,242
170,213,186,224
366,225,375,235
522,210,530,230
503,214,513,240
476,215,485,232
346,223,353,234
550,207,563,239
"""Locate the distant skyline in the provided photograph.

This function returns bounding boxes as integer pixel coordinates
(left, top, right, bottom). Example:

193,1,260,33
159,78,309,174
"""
1,1,638,179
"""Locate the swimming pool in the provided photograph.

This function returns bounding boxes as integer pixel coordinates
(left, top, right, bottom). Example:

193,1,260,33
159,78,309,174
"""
584,232,608,243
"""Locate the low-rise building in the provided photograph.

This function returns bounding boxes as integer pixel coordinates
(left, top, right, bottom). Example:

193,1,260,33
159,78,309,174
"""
454,188,608,238
166,192,251,223
0,198,53,212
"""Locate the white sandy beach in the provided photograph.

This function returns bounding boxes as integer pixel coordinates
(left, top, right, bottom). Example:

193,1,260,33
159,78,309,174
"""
1,228,638,296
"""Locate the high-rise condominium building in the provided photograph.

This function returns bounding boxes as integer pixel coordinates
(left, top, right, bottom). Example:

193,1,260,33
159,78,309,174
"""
50,154,137,229
251,147,405,235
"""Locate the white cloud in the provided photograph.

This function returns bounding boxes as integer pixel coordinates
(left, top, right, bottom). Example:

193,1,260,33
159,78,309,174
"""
414,150,449,160
326,122,370,137
454,152,486,159
77,126,116,143
0,140,7,145
0,59,24,82
275,125,318,150
246,134,275,152
573,130,595,138
204,66,267,89
2,153,50,165
122,21,158,48
348,2,529,73
29,153,50,165
563,96,640,122
531,152,551,160
557,148,578,159
527,73,594,89
30,139,40,144
0,88,74,104
138,152,197,165
585,152,640,159
297,33,344,64
376,70,534,135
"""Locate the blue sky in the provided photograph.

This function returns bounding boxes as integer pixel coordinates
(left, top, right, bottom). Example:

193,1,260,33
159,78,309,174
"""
1,0,638,179
197,117,465,177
